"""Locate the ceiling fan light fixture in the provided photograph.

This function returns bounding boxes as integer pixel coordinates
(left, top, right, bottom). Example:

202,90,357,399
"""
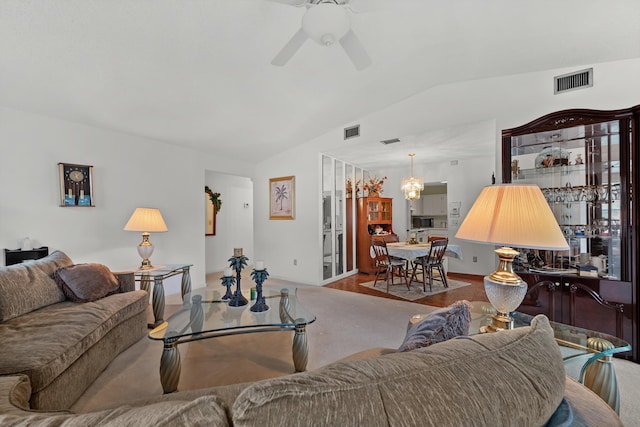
401,154,424,201
302,3,350,46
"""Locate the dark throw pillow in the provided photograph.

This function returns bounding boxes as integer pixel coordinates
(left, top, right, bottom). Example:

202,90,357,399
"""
54,263,120,302
398,300,472,352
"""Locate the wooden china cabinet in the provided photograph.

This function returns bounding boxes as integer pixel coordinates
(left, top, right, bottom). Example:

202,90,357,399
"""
502,105,640,361
356,197,396,274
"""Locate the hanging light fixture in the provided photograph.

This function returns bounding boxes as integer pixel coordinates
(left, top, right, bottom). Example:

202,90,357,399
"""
401,153,424,201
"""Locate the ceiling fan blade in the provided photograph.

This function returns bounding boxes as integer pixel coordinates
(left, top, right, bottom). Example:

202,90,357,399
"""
339,30,371,71
346,0,391,13
265,0,307,6
271,28,309,66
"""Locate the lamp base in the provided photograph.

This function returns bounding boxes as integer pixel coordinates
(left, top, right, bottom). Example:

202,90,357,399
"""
137,232,155,269
480,311,516,333
139,259,153,270
481,246,528,333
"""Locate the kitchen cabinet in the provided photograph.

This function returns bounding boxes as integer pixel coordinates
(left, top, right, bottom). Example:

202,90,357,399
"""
410,198,424,215
502,105,640,361
356,197,395,274
423,194,447,216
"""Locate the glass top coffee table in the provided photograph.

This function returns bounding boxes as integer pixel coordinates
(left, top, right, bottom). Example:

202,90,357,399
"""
149,286,316,393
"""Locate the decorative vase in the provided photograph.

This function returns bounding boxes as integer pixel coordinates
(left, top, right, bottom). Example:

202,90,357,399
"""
369,191,379,198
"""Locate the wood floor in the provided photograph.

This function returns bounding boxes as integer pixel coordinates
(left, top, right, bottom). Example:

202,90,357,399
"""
324,271,489,308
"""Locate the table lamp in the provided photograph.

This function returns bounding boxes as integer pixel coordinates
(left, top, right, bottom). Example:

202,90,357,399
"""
124,207,168,269
455,184,568,331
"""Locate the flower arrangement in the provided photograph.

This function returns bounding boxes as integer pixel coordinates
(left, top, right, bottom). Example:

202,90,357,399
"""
346,178,362,198
363,176,387,196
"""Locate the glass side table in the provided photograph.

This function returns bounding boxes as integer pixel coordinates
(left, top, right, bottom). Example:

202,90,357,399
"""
134,264,192,328
469,301,631,413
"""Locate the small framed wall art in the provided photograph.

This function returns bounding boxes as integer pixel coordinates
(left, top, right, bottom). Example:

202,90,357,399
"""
269,175,294,220
58,163,95,207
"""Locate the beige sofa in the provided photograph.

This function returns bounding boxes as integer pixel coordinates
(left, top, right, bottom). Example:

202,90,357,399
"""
0,315,622,426
0,251,148,410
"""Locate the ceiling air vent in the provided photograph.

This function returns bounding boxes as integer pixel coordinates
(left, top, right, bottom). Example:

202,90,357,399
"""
344,125,360,140
554,68,593,94
380,138,400,145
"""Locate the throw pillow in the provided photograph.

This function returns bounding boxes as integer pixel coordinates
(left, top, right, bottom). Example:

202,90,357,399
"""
398,300,471,352
54,263,120,302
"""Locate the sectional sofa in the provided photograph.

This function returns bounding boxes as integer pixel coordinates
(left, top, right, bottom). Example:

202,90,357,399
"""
0,313,623,426
0,251,148,410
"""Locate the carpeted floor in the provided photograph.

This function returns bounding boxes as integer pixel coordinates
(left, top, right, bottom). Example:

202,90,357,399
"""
359,278,470,301
71,280,437,413
70,277,640,426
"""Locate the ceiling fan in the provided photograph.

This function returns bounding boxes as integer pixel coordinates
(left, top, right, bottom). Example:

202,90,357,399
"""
268,0,372,71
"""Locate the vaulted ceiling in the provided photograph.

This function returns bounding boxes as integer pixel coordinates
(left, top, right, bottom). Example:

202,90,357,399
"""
2,0,639,165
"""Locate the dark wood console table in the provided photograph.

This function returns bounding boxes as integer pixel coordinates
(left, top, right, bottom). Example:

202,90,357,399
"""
4,247,49,266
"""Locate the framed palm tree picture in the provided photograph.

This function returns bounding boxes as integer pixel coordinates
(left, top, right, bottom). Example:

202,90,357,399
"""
269,176,295,220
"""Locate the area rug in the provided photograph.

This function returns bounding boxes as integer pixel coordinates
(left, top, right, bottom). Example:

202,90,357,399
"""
359,278,471,301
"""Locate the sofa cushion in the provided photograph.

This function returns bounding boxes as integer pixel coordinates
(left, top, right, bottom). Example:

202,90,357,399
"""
232,315,565,427
0,375,32,415
54,263,120,302
398,299,471,351
0,251,72,322
0,290,148,394
0,395,231,427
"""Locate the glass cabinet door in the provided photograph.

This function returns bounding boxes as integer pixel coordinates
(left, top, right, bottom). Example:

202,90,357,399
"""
367,200,380,221
380,200,392,222
506,118,625,280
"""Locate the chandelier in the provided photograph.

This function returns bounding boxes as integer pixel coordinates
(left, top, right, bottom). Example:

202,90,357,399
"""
401,153,424,201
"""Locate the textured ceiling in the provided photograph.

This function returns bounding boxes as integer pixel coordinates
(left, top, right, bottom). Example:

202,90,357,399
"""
2,0,640,166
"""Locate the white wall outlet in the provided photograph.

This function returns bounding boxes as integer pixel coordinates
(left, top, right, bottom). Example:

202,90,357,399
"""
473,256,478,263
293,259,297,266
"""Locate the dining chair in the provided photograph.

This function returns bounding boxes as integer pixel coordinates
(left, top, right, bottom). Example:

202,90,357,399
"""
410,238,449,292
370,239,410,292
383,233,409,267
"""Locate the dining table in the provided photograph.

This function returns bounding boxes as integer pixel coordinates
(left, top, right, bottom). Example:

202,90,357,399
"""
385,242,464,261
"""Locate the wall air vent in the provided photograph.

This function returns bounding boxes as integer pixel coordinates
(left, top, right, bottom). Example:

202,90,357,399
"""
344,125,360,140
554,68,593,94
380,138,401,145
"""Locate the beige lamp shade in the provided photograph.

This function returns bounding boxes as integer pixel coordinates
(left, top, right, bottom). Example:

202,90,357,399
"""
124,208,168,233
455,184,568,250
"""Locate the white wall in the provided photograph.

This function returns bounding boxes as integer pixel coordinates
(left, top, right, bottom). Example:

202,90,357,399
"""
204,171,254,273
252,148,321,285
0,106,254,294
254,57,640,284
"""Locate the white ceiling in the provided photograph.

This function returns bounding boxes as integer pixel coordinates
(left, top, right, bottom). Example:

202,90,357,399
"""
2,0,640,166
